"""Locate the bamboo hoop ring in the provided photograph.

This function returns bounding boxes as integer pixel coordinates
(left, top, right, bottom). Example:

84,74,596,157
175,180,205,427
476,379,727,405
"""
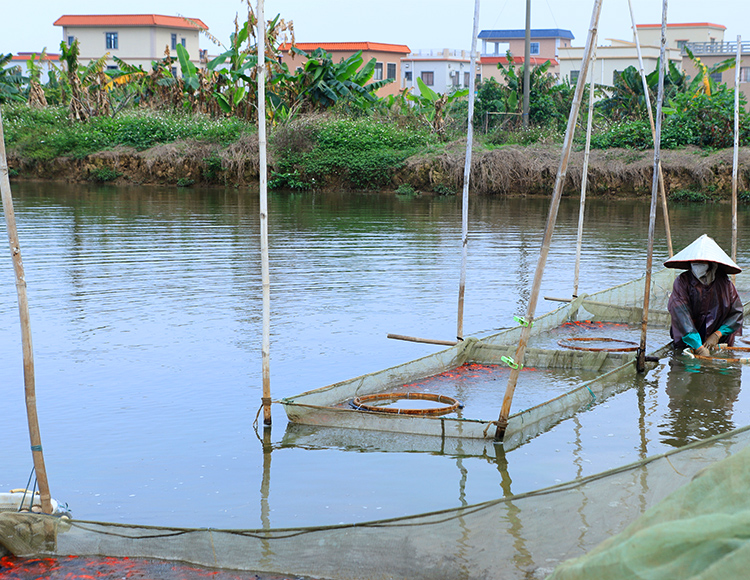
557,337,639,352
350,392,462,415
693,346,750,364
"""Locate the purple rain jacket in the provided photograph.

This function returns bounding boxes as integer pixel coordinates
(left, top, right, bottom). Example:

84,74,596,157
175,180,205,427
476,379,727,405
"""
668,269,743,349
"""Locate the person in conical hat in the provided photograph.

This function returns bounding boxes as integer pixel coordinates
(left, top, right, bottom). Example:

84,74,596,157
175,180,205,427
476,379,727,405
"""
665,234,743,356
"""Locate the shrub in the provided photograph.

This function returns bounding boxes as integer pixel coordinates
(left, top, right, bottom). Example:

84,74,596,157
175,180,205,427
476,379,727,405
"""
395,183,417,195
669,189,718,203
88,167,120,182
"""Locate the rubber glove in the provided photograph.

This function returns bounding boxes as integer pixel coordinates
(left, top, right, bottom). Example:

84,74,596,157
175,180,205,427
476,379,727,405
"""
703,330,722,349
694,345,710,357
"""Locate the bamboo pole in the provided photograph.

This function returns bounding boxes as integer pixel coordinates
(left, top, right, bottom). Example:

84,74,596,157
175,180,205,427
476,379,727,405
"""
627,0,673,257
732,35,741,267
494,0,603,441
0,110,53,514
258,0,272,426
573,40,597,297
456,0,480,340
387,334,459,347
636,0,668,373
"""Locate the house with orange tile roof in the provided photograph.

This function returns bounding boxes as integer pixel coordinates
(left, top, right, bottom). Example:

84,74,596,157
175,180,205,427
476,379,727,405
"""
278,42,410,97
53,14,208,75
401,48,481,96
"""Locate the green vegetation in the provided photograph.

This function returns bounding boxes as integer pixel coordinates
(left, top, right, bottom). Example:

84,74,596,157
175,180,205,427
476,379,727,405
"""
395,183,418,195
88,167,121,182
669,189,719,203
2,105,254,160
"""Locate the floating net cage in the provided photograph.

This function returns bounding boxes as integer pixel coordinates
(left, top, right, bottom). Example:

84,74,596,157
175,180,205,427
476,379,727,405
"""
282,269,680,448
4,425,750,580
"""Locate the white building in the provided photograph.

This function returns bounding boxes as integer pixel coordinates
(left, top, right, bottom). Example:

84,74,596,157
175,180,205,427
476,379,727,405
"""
558,22,726,87
10,52,60,84
401,49,479,96
53,14,208,74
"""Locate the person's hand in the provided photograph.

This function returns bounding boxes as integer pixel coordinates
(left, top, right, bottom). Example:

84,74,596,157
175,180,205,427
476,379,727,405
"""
704,331,722,349
694,345,710,357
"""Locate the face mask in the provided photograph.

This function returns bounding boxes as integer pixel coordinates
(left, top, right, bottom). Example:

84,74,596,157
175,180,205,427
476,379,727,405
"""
691,263,709,279
691,262,716,285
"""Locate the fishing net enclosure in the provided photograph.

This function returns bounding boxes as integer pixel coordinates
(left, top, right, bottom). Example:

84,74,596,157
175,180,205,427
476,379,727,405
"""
3,425,750,580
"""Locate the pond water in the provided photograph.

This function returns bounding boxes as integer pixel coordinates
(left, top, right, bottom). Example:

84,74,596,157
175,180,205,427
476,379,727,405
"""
2,181,750,530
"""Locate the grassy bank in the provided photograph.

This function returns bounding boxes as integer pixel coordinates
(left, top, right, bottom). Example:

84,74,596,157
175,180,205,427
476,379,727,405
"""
3,104,749,199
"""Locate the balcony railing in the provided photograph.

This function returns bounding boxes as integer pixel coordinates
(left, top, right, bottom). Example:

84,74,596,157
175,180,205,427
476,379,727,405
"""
682,41,750,55
407,48,468,58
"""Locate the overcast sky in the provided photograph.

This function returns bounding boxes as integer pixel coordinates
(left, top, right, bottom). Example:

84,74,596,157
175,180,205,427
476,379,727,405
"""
1,0,745,56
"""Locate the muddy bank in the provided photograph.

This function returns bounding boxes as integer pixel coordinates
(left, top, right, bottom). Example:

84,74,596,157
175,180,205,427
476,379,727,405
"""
7,140,750,197
396,145,750,198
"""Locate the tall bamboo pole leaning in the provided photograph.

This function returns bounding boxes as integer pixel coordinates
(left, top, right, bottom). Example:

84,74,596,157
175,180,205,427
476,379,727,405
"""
494,0,603,441
456,0,481,340
257,0,272,426
732,35,741,268
627,0,673,257
573,40,597,297
636,0,668,373
0,110,53,513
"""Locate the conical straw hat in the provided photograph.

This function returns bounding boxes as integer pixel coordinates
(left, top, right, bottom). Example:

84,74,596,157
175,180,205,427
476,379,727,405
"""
664,234,741,274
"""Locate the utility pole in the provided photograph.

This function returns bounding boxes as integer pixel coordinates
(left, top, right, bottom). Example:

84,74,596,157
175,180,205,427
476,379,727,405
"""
522,0,531,128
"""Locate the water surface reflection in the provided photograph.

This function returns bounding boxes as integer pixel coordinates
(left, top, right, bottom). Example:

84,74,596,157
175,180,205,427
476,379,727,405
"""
1,182,750,528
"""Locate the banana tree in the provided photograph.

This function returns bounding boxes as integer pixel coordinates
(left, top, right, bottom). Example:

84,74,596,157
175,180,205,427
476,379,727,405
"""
0,53,25,103
683,46,736,98
283,48,392,112
21,51,48,108
407,76,469,135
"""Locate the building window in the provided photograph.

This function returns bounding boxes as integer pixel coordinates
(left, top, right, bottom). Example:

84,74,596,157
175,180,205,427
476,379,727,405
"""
386,62,396,80
404,71,412,81
421,71,434,85
106,65,118,70
171,66,178,77
676,40,688,51
452,72,459,86
67,35,75,46
530,42,540,55
464,71,470,86
710,71,722,83
181,38,186,47
105,32,118,50
570,70,580,84
171,33,177,50
741,67,750,82
374,62,383,80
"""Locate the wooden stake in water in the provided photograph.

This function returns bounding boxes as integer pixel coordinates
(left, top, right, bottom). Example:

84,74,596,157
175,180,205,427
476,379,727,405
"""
732,35,741,267
456,0,480,340
573,40,597,297
637,0,668,373
0,109,53,513
257,0,272,426
495,0,603,441
627,0,673,257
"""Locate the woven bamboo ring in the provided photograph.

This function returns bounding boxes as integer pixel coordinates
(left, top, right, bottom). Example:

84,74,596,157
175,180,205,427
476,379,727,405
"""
350,392,461,415
557,337,639,352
